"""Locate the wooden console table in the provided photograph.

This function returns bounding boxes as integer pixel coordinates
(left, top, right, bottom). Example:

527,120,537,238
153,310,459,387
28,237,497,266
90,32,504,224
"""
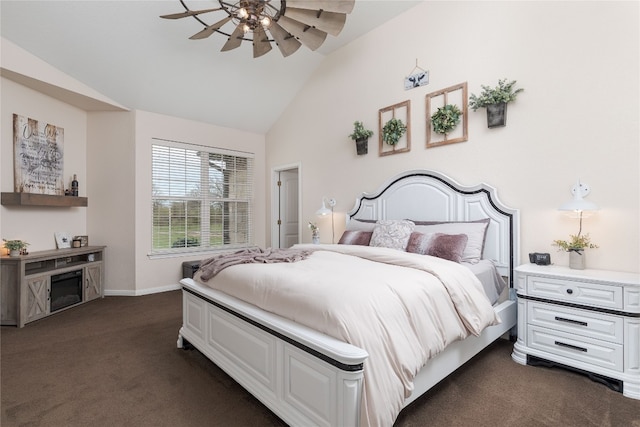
1,246,105,327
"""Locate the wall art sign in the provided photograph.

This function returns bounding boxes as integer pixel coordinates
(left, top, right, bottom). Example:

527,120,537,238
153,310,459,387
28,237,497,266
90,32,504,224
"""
404,60,429,90
404,70,429,90
13,114,65,195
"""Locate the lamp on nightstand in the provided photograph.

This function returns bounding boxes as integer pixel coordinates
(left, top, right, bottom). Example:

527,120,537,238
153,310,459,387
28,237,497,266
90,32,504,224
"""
558,179,599,232
316,197,336,243
555,179,599,269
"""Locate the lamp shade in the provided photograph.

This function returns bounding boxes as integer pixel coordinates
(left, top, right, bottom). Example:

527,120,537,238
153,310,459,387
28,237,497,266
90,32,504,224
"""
315,197,336,216
558,180,599,212
316,201,331,216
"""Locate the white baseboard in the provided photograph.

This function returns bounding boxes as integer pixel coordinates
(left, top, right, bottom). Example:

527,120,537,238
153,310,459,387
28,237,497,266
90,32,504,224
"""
104,283,181,297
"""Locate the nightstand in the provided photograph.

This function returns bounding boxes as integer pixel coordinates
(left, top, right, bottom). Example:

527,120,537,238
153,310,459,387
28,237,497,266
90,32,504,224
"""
511,264,640,399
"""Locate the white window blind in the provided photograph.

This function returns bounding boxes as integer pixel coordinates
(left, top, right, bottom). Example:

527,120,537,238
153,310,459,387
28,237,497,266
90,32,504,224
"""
151,140,253,254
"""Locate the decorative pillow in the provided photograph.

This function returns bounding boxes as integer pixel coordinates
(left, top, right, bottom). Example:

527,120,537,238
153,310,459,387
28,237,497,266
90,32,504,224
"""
369,220,415,250
427,233,468,263
345,219,377,232
405,232,434,255
412,218,490,263
338,230,373,246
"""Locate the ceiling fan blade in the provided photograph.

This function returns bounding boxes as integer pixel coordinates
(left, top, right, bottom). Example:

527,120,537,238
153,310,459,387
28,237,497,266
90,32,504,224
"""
253,26,273,58
284,8,347,36
189,16,233,40
160,8,222,20
277,16,327,51
221,24,246,51
268,22,302,57
285,0,355,14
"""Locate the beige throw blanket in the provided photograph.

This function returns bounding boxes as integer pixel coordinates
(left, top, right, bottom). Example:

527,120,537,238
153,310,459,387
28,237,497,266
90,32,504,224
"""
197,247,315,281
194,244,501,427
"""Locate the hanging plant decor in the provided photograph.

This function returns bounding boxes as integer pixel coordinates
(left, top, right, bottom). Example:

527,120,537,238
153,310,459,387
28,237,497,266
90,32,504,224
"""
378,100,411,156
382,118,407,146
431,104,462,135
469,78,523,128
348,121,374,155
425,82,468,148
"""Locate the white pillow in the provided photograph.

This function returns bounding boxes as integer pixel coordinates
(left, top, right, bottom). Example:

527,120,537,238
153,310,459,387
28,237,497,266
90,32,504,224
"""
345,219,377,232
370,220,415,250
413,218,490,263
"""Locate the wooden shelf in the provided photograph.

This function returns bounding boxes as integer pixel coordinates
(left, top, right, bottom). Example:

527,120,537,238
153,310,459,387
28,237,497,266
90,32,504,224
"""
1,192,88,207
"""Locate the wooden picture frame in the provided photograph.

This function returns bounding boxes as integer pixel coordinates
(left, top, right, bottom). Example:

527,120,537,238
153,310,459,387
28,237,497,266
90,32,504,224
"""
426,82,468,148
378,100,411,156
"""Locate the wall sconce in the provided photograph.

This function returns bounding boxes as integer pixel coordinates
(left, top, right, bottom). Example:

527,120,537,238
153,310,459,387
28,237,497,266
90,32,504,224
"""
316,197,336,243
557,179,599,269
558,179,599,236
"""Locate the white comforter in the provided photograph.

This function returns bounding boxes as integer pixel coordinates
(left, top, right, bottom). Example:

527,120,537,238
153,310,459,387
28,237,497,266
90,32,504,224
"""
194,244,501,426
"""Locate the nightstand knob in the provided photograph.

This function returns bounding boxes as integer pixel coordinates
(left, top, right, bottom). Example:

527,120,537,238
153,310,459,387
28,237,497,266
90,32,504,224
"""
566,288,573,295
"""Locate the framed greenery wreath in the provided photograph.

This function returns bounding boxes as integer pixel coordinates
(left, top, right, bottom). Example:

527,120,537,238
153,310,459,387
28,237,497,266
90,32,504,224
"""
430,104,462,135
382,118,407,145
425,82,468,148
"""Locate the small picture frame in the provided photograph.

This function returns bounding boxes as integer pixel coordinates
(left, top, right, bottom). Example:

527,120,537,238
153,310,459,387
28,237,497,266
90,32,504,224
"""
74,235,89,247
54,231,71,249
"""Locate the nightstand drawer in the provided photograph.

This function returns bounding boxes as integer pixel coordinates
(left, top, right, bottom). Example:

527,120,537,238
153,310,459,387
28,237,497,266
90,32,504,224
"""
528,325,623,372
527,276,623,310
528,301,623,344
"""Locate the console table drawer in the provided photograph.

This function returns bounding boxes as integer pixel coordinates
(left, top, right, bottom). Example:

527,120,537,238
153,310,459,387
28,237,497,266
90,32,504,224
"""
528,301,623,344
528,325,623,372
527,276,622,310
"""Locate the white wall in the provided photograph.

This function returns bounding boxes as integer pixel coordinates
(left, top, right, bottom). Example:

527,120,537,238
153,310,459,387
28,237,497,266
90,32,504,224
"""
85,110,267,295
131,110,266,294
2,40,267,295
266,1,639,273
87,111,136,293
1,77,88,251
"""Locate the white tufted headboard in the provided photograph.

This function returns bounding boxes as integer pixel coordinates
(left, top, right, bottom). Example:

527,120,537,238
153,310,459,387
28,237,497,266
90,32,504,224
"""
346,170,520,285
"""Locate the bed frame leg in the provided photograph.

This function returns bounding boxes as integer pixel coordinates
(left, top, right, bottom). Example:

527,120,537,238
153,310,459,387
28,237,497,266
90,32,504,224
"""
177,333,194,350
176,333,183,349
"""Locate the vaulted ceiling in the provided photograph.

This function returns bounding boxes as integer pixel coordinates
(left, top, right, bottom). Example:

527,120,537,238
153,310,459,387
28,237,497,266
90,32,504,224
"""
1,1,420,134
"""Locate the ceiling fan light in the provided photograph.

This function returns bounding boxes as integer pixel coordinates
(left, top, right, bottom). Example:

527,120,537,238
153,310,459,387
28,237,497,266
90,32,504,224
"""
237,7,248,19
162,0,356,58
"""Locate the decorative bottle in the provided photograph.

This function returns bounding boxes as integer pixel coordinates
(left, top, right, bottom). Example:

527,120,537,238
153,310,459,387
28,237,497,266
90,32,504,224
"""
71,174,79,197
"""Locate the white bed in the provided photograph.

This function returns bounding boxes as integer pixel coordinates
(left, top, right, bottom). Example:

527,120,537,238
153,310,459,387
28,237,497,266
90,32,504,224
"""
178,169,520,426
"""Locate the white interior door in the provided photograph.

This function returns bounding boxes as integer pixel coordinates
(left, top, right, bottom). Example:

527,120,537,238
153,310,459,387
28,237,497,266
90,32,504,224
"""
277,169,299,248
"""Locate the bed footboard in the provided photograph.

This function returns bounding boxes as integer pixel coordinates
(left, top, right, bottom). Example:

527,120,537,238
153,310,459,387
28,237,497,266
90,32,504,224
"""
178,281,369,427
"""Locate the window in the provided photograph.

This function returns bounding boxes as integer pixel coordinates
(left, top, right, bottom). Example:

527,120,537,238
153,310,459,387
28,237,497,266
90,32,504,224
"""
151,139,254,255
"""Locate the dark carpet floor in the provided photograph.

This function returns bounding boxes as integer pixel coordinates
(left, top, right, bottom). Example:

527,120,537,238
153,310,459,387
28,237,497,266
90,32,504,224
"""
2,290,639,426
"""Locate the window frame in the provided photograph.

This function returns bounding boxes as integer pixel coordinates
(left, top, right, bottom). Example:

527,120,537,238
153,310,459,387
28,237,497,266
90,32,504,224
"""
150,138,254,257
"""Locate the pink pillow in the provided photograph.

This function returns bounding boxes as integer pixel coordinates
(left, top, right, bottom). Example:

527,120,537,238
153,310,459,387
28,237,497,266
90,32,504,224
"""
427,233,468,263
406,232,433,255
338,230,373,246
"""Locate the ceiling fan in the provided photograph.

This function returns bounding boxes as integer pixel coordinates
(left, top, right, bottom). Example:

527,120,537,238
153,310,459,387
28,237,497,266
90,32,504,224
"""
161,0,356,58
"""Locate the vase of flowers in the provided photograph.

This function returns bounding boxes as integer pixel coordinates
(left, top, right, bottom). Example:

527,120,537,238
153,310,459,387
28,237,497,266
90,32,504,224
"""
308,222,320,244
552,233,598,270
